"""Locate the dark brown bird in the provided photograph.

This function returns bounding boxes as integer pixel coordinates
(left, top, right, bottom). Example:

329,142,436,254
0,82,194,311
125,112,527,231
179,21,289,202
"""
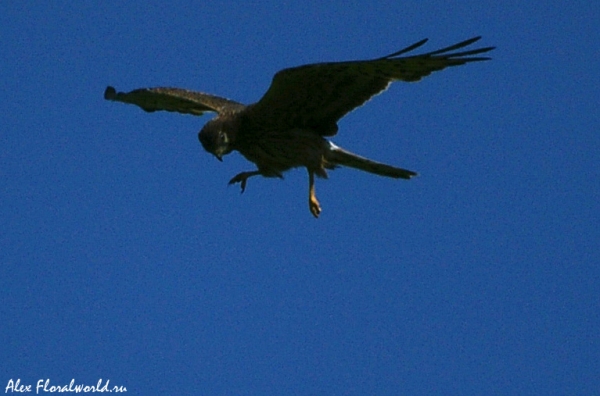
105,36,494,217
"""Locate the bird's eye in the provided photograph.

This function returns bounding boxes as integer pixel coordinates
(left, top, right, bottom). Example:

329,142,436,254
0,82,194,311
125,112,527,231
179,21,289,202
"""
219,131,229,145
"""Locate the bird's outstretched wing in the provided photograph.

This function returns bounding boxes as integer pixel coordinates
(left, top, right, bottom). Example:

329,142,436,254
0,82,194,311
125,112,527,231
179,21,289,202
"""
104,86,245,116
246,36,494,136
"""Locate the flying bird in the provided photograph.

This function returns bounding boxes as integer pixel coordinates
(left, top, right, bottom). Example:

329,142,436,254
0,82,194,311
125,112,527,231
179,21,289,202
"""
105,36,494,217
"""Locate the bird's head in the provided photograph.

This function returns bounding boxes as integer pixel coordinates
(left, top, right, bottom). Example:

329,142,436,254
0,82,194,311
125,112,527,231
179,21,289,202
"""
198,118,234,161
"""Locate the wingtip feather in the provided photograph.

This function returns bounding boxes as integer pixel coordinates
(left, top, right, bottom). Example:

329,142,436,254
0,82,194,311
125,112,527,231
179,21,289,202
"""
104,86,117,100
380,38,429,59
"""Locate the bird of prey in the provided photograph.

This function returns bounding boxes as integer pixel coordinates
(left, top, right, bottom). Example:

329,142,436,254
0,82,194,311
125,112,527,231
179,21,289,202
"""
105,36,494,217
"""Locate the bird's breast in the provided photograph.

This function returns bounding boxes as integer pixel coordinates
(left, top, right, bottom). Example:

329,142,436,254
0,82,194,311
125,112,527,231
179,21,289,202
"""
237,128,330,174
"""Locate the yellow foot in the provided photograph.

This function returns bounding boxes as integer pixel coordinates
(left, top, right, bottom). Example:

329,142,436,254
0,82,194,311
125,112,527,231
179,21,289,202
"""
309,196,321,218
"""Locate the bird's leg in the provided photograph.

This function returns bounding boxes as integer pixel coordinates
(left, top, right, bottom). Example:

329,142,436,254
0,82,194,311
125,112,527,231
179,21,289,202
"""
308,170,321,218
228,171,261,193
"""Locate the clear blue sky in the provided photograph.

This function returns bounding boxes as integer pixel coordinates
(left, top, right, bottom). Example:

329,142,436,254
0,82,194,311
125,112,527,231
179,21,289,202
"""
2,1,598,394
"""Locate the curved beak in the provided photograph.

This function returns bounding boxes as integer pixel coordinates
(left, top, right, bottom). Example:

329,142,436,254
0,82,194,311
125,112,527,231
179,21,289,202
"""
215,154,223,162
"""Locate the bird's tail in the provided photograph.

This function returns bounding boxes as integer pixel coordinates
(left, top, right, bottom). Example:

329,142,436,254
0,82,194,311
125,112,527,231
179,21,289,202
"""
326,143,417,179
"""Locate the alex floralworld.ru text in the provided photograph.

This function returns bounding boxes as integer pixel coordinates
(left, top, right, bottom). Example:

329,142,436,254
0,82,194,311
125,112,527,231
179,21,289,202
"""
5,378,127,393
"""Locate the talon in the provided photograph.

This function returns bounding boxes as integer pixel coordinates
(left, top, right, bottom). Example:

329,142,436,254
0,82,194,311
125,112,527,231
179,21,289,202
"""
228,171,260,194
307,169,321,218
309,197,321,218
228,175,247,193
